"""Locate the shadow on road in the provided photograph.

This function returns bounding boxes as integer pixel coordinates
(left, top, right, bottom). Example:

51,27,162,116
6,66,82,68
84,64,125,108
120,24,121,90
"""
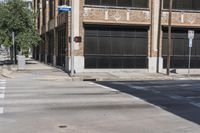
96,80,200,125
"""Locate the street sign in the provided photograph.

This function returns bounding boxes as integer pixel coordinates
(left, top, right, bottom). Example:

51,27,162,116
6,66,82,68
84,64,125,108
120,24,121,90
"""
189,39,193,48
188,30,194,40
58,5,71,13
188,30,194,78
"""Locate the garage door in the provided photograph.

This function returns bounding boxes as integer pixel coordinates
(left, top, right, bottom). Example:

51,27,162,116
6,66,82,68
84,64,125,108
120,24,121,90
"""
84,25,148,69
162,28,200,68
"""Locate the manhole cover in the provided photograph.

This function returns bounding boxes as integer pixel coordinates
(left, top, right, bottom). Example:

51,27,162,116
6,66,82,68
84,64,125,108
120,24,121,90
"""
59,125,67,128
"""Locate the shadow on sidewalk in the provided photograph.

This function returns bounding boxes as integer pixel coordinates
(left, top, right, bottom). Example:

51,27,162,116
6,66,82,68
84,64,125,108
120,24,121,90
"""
96,80,200,125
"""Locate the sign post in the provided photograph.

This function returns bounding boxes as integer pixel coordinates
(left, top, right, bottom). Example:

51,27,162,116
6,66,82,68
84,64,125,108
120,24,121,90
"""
12,32,15,65
188,30,194,77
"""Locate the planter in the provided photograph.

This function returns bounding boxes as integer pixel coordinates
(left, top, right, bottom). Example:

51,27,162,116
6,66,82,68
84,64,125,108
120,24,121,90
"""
17,55,25,70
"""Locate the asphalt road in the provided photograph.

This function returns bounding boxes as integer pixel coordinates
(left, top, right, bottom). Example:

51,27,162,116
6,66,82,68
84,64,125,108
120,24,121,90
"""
1,63,200,133
98,80,200,125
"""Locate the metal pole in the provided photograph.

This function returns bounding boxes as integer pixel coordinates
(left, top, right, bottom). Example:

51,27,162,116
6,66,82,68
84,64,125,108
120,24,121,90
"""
167,0,172,75
188,46,191,77
157,0,163,73
12,32,15,65
70,0,75,76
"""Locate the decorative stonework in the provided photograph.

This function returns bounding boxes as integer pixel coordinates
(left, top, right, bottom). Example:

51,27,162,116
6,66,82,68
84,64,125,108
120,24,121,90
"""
83,7,151,24
162,11,200,26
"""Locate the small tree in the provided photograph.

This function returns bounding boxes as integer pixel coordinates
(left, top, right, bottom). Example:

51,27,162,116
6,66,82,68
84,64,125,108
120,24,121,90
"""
0,0,41,56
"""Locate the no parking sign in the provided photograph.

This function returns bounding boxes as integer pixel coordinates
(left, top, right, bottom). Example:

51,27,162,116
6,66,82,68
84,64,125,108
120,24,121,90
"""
188,30,194,47
188,30,194,77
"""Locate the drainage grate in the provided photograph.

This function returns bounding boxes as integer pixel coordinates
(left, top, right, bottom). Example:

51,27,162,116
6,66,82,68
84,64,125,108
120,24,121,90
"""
83,78,97,81
59,125,67,128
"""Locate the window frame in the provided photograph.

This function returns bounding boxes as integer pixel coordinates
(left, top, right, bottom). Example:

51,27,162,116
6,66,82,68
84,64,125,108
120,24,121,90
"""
84,0,149,9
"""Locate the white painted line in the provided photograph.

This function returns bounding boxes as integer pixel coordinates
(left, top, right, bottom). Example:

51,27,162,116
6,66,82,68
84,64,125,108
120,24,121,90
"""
168,95,183,100
190,102,200,108
0,82,6,84
0,87,5,90
89,82,119,92
0,79,6,82
187,96,200,99
0,107,4,114
152,90,161,94
0,94,5,99
127,85,148,91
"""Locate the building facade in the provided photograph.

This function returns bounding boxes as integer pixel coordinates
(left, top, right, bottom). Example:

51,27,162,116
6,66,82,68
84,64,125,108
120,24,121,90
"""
32,0,200,73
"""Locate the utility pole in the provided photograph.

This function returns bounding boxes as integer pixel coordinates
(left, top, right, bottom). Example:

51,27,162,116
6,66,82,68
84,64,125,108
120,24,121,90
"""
70,0,75,76
157,0,163,73
12,32,15,65
167,0,172,75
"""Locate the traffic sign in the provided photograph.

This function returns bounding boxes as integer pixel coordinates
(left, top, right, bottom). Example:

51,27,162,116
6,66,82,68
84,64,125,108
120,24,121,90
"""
58,5,71,13
189,39,193,48
188,30,194,78
188,30,194,40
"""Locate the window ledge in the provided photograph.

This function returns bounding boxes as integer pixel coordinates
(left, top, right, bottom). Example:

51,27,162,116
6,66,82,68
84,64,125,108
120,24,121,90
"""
163,9,200,13
84,5,150,11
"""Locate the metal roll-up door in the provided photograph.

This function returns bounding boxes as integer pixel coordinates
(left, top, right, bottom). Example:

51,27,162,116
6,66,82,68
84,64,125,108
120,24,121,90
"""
84,25,148,69
162,28,200,68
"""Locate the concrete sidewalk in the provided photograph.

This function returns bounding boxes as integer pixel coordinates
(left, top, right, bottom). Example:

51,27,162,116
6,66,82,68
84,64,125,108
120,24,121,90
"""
1,59,200,81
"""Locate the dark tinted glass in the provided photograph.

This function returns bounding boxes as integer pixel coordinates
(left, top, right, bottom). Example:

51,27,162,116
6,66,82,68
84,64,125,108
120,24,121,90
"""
175,0,191,10
85,0,100,5
193,0,200,10
101,0,116,6
85,0,148,8
117,0,132,7
163,0,200,10
132,0,148,8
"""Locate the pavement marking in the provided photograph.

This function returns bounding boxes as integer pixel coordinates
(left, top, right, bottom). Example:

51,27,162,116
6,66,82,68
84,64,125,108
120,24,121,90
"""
0,79,6,82
187,96,200,99
190,102,200,108
127,85,148,91
0,87,5,90
152,90,161,94
0,107,4,114
0,94,5,99
88,82,119,92
168,95,184,100
0,81,6,84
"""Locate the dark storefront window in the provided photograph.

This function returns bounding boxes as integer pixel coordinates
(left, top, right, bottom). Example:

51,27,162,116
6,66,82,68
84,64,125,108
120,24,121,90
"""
163,0,200,10
85,0,149,8
57,28,66,67
162,28,200,68
42,0,46,25
48,32,54,64
58,0,69,5
84,25,148,69
49,0,54,20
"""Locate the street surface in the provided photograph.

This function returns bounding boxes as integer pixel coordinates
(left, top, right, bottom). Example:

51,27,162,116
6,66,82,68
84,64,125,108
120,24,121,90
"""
99,80,200,125
0,60,200,133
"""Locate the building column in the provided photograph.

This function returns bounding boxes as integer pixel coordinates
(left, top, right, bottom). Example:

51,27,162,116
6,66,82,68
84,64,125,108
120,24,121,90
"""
149,0,163,73
39,0,43,35
53,0,58,66
44,33,49,63
73,0,84,73
53,29,58,66
39,44,42,61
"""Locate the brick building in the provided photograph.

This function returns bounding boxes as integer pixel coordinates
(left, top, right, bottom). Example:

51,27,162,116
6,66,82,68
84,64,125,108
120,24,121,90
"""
32,0,200,73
